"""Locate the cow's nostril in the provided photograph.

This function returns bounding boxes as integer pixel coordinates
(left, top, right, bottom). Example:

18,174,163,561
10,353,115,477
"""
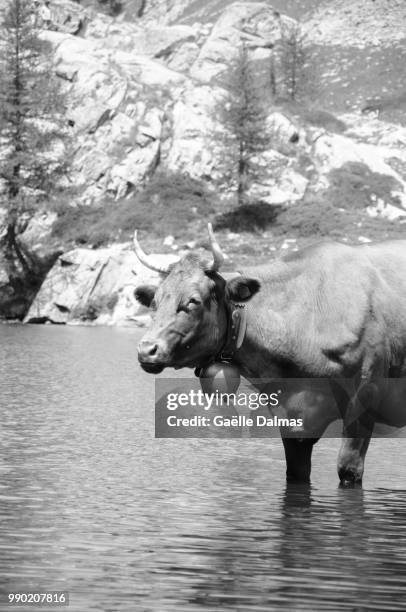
139,340,161,361
148,343,158,356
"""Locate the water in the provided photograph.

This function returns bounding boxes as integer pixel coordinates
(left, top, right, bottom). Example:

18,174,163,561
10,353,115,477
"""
0,325,406,612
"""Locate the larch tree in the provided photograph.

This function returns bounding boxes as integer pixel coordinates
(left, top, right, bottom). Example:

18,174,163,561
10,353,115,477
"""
279,22,307,102
0,0,68,278
219,43,271,207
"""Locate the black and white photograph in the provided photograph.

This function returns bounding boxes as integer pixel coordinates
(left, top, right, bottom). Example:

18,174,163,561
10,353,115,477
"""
1,0,406,610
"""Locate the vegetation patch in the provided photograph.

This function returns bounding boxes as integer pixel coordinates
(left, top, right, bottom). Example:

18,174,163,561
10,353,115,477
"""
215,161,404,241
214,201,281,233
325,162,402,209
51,171,216,248
275,198,405,241
272,162,405,240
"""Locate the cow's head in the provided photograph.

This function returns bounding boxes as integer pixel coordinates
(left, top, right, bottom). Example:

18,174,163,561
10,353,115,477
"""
134,225,260,373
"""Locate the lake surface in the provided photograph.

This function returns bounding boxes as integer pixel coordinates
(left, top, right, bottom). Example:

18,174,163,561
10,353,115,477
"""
0,325,406,612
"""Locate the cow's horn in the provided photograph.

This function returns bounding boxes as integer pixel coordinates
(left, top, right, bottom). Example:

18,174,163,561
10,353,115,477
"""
207,223,224,271
133,230,171,274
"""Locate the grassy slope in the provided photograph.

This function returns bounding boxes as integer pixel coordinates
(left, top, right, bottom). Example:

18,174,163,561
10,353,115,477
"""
48,162,406,271
306,43,406,124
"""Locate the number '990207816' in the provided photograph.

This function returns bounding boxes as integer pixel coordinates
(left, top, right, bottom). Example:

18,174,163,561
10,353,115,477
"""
6,592,68,606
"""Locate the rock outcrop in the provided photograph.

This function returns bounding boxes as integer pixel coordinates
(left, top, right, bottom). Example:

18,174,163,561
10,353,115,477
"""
24,243,178,325
37,0,406,208
2,0,406,323
46,0,88,34
21,1,401,213
35,2,314,204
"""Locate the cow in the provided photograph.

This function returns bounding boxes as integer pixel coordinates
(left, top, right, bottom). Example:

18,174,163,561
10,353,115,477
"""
134,225,406,485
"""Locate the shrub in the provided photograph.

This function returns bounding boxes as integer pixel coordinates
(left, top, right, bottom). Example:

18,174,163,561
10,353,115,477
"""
274,193,404,241
326,162,402,209
214,201,281,233
275,198,358,237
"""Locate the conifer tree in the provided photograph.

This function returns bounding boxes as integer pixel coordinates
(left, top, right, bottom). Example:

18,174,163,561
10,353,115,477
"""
279,22,307,102
220,44,271,207
0,0,67,274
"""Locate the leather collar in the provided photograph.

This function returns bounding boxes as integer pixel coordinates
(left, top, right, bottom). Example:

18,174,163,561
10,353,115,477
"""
194,300,247,376
217,301,247,362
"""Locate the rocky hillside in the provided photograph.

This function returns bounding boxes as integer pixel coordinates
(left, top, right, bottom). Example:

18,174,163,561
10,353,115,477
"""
1,0,406,324
79,0,322,24
30,0,406,207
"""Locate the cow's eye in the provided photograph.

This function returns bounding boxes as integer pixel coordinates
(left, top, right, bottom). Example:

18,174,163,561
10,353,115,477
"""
187,297,200,310
177,298,200,313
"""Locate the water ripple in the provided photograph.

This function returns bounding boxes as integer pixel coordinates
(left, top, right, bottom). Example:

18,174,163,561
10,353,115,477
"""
1,326,406,611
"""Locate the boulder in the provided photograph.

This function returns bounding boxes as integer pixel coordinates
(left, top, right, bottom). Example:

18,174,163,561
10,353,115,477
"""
46,0,88,35
19,211,58,258
24,243,178,326
0,208,61,320
190,2,296,83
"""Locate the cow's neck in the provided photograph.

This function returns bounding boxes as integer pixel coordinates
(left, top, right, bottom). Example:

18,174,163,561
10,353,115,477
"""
232,306,294,380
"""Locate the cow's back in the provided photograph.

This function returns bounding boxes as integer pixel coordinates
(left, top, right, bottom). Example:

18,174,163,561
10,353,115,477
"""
362,240,406,293
362,240,406,368
244,240,406,376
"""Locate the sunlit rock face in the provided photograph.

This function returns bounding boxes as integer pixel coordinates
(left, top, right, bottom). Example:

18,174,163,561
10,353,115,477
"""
24,244,178,326
37,2,305,206
30,0,406,212
190,2,295,84
42,0,88,34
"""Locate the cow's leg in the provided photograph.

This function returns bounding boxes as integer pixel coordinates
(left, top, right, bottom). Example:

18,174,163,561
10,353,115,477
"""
282,438,319,483
338,436,372,486
337,381,378,486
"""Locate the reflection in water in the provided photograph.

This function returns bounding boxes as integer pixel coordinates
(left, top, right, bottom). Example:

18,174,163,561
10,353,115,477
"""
0,325,406,611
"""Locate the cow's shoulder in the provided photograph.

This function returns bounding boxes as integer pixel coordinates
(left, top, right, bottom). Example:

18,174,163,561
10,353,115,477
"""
282,240,350,263
245,240,370,288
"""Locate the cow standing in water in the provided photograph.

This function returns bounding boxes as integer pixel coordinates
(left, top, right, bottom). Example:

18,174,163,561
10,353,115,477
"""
134,225,406,485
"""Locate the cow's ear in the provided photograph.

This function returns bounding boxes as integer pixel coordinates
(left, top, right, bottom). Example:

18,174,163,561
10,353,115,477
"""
226,277,261,302
134,285,156,307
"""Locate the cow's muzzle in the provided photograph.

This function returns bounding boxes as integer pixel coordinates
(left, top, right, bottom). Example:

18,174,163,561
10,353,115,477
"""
138,339,168,374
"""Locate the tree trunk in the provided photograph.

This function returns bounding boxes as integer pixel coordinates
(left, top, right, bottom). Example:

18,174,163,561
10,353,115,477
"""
237,142,247,207
4,221,31,274
270,54,277,97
